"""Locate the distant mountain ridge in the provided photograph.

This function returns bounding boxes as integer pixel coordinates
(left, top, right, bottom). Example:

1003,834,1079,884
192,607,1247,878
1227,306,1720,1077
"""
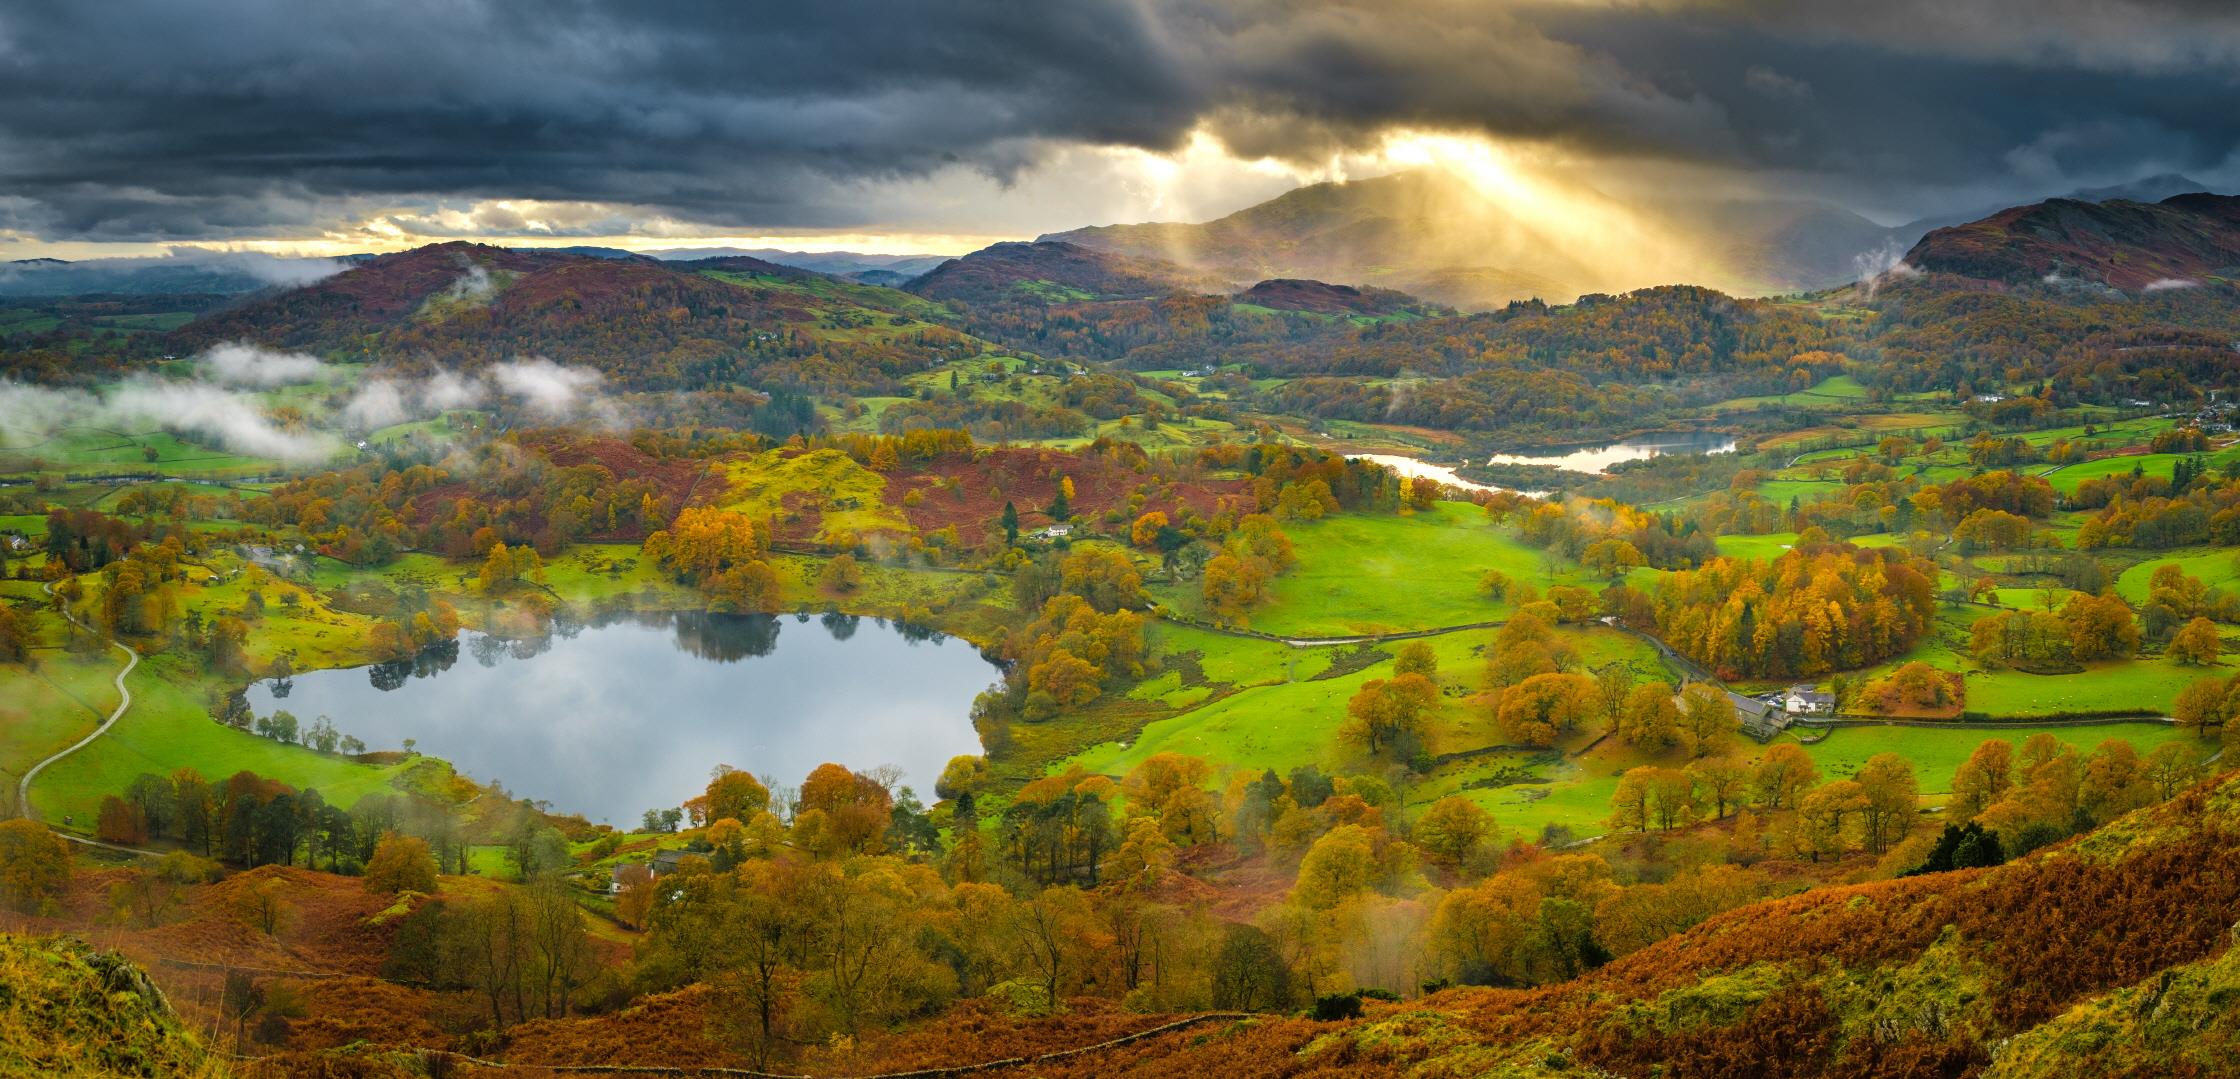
1041,167,2229,309
0,251,349,296
168,241,970,393
905,240,1232,305
644,247,952,282
1044,169,1606,309
1042,168,1917,308
1905,192,2240,290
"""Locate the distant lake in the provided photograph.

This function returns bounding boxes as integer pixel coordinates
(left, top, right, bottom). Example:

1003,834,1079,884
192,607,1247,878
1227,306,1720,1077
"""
245,612,1000,824
1346,452,1523,495
1351,431,1735,494
1484,431,1737,474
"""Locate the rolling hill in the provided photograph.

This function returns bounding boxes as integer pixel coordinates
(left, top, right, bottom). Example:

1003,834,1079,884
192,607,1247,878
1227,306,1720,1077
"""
1044,168,1916,309
648,247,953,282
1044,168,2236,310
1233,278,1439,317
905,240,1231,306
168,242,976,392
1905,193,2240,291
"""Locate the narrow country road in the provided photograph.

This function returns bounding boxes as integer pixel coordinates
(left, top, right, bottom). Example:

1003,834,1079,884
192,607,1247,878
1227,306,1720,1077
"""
18,582,139,825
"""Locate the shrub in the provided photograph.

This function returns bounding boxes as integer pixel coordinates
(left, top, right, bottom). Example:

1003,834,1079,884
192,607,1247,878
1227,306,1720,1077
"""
1312,992,1366,1021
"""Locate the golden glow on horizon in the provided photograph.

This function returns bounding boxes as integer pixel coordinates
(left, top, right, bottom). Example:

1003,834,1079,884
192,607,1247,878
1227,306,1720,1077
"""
1,127,1724,291
1363,129,1719,290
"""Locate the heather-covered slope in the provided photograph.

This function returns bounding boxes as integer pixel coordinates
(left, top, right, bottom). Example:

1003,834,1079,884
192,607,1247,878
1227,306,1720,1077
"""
972,769,2240,1078
0,934,222,1077
1906,193,2240,291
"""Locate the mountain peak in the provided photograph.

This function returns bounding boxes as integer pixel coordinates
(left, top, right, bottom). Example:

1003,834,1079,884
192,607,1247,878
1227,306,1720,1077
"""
1905,192,2240,290
2068,172,2211,204
906,239,1229,304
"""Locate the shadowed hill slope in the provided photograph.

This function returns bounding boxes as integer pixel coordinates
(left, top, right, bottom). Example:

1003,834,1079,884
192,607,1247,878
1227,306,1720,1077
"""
169,241,975,392
1906,193,2240,291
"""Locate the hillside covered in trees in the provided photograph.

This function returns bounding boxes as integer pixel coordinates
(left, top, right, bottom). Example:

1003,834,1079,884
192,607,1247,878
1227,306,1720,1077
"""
171,243,980,394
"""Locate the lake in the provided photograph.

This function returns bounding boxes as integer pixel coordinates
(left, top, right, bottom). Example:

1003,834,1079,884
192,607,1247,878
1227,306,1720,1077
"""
1351,432,1735,495
1484,431,1737,474
1346,452,1521,495
245,611,1000,824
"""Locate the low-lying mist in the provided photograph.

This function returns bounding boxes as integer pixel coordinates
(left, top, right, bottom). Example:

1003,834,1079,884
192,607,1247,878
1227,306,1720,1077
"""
0,343,615,466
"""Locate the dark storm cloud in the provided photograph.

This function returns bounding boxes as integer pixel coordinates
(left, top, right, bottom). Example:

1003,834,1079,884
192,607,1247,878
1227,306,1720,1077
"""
1,0,2237,240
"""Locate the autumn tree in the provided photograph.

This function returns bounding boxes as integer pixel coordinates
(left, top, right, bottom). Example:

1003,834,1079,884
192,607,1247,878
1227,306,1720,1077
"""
1210,924,1292,1011
2078,740,2154,824
1651,543,1939,677
1797,780,1867,861
646,506,770,595
1609,768,1653,833
701,561,780,614
1856,753,1920,856
1875,661,1955,711
0,819,70,912
1291,824,1379,910
1612,766,1694,832
2061,592,2141,661
2173,675,2228,735
0,604,29,665
1201,549,1271,626
1060,546,1145,612
818,553,864,594
1129,511,1168,548
1677,684,1736,756
365,833,438,895
1949,740,2015,821
1341,674,1438,758
700,767,773,826
1646,768,1698,832
1393,641,1438,678
1118,753,1219,848
2141,742,2201,800
2168,616,2221,665
97,795,149,846
1615,682,1683,753
1752,743,1819,809
1970,609,2073,668
1687,756,1750,820
797,763,893,856
1484,612,1572,690
1413,796,1492,868
1496,672,1598,747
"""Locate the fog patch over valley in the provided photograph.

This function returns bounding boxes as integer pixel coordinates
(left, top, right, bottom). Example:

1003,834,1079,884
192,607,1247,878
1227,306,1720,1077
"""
0,368,338,463
196,342,334,387
341,358,613,432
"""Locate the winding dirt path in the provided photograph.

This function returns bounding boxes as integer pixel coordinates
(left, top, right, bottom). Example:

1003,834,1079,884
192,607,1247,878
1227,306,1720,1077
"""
18,582,139,825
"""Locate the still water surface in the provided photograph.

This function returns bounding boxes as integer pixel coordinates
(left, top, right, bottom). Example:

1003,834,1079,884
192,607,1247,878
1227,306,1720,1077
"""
246,612,999,824
1483,431,1738,474
1351,431,1738,493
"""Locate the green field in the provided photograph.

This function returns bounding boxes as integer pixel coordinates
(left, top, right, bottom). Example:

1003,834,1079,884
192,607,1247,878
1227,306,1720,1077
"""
2116,548,2240,604
2043,446,2240,494
1069,623,1678,840
0,426,274,476
1788,721,2195,794
1149,500,1597,637
25,652,413,827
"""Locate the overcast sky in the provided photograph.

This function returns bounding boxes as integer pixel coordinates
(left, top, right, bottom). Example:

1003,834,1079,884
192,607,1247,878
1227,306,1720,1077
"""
3,0,2237,258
